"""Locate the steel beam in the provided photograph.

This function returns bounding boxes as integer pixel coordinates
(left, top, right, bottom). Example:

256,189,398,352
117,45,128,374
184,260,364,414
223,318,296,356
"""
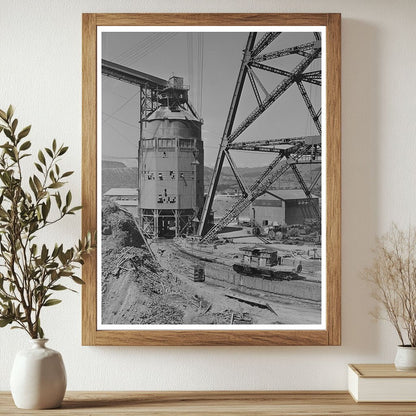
247,68,263,106
254,41,320,62
228,47,321,144
198,31,322,241
197,33,257,236
229,136,320,150
250,61,292,78
201,146,312,243
251,32,281,57
296,81,322,134
289,163,321,220
102,59,167,90
224,151,250,197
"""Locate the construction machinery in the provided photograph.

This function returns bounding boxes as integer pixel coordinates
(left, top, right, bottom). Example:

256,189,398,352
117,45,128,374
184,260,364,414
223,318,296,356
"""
232,246,303,281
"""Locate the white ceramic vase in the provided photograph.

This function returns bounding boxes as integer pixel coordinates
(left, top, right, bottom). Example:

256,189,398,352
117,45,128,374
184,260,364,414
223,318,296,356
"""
394,346,416,371
10,339,67,409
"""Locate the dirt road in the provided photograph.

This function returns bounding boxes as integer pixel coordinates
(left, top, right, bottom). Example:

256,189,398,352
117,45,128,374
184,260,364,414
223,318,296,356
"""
152,239,321,325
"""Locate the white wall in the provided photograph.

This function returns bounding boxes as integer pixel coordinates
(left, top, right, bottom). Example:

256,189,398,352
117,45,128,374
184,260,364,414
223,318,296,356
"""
1,0,416,391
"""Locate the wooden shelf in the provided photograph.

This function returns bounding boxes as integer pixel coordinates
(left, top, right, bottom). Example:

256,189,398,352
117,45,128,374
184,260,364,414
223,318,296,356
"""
2,391,416,415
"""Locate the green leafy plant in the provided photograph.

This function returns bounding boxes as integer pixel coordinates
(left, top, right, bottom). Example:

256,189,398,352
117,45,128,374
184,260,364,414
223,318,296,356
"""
0,105,93,338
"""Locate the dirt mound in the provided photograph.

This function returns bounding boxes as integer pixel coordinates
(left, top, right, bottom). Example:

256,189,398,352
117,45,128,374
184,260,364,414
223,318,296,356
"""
100,202,263,326
102,201,144,248
101,245,183,324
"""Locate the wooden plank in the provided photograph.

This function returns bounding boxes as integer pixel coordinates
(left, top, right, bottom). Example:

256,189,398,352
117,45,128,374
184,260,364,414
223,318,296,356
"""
2,391,416,415
81,13,98,346
93,329,329,346
325,13,342,346
350,364,416,378
95,13,330,27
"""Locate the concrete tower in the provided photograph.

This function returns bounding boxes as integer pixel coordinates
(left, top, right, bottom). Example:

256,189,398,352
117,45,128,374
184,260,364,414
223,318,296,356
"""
138,76,204,238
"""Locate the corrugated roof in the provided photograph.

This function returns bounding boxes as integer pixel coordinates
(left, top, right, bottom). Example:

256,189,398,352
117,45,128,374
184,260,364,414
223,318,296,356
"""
104,188,138,196
115,200,138,206
147,106,200,122
259,189,318,201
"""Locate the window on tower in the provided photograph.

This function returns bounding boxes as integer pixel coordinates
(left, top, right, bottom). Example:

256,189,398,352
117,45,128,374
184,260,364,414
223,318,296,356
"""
158,138,176,149
179,138,194,150
142,139,154,148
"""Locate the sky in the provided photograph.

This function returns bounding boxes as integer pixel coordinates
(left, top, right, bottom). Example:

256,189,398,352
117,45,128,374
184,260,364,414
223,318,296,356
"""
100,30,322,168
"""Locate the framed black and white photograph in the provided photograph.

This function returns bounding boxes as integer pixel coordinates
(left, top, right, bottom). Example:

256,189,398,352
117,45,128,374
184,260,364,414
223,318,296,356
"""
82,13,341,346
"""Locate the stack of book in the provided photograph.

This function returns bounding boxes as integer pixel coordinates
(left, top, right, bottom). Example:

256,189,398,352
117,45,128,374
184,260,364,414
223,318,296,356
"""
348,364,416,402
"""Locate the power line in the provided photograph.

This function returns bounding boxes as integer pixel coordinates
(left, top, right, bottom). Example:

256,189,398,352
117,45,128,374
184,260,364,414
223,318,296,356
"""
115,33,165,61
105,123,138,148
102,112,139,129
119,33,177,67
198,33,204,116
103,88,140,124
118,33,169,65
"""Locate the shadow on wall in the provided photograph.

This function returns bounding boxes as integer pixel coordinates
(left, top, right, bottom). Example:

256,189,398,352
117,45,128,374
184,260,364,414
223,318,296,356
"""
341,18,381,356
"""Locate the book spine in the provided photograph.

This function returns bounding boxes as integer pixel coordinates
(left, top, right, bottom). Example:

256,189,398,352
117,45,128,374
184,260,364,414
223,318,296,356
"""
347,366,359,402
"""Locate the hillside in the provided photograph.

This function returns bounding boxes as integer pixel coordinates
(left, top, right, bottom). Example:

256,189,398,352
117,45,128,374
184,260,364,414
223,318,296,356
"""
102,162,321,196
102,160,126,169
204,164,321,196
102,167,139,194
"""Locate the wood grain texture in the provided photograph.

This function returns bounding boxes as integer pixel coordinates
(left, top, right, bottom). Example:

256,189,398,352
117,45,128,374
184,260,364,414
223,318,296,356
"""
92,329,328,347
82,13,342,346
95,13,330,27
82,13,98,346
1,391,416,415
350,364,416,378
325,13,342,346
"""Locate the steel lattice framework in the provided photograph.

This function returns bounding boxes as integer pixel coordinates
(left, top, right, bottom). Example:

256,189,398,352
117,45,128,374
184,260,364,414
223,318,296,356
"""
102,59,201,124
197,32,322,243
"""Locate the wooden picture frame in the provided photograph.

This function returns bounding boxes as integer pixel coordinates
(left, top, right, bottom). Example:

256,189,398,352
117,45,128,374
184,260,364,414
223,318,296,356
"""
82,13,341,346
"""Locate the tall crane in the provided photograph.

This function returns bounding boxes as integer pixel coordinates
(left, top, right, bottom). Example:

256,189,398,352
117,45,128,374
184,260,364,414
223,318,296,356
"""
197,32,322,243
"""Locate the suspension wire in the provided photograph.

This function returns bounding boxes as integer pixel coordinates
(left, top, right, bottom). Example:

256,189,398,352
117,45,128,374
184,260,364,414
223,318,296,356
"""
187,33,194,108
120,33,177,66
105,122,138,148
198,33,204,117
118,33,167,64
195,33,200,114
119,33,171,63
188,33,204,117
114,33,163,61
127,33,177,65
102,33,108,58
102,111,139,129
103,88,140,123
116,33,173,66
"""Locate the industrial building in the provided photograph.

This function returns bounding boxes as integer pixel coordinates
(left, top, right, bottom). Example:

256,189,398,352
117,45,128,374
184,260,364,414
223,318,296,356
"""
138,76,204,238
104,188,138,201
251,189,319,226
103,188,138,216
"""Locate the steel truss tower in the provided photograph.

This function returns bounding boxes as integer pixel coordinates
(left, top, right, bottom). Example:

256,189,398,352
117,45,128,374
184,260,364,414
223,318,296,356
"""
197,32,322,243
